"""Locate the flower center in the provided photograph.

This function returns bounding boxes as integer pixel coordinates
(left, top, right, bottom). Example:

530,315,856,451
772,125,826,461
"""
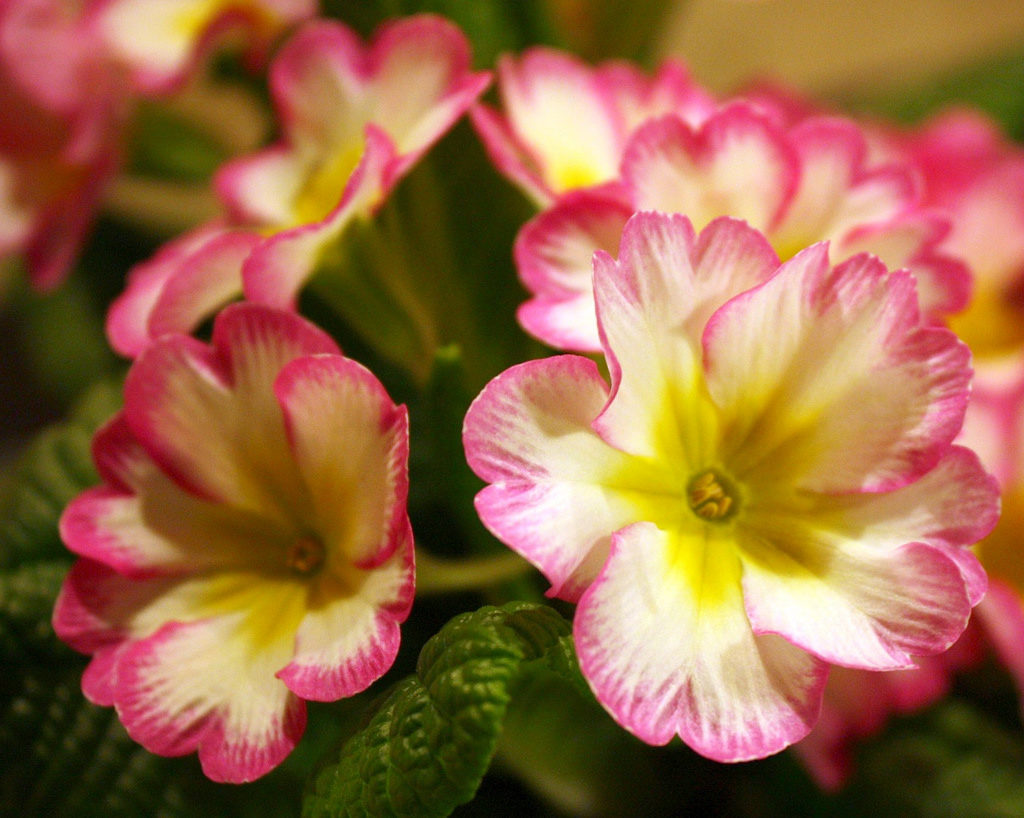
286,536,326,575
686,469,739,523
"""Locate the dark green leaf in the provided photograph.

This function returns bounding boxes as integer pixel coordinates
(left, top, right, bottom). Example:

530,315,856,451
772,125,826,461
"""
322,0,562,64
0,379,120,570
845,45,1024,140
129,102,231,183
303,602,585,817
841,699,1024,817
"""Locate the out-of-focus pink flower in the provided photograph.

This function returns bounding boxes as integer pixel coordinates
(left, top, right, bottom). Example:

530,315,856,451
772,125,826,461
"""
108,14,490,357
904,110,1024,359
464,211,996,761
0,0,126,290
792,629,983,790
470,47,715,206
98,0,316,94
516,103,968,352
897,109,1024,694
792,108,1024,791
54,304,414,783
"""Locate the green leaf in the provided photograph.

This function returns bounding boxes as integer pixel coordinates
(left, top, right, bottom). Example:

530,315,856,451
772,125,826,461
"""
493,670,665,816
845,45,1024,140
322,0,562,64
129,102,230,183
0,379,121,570
303,602,585,817
0,661,202,818
0,560,71,662
842,699,1024,817
16,276,122,406
560,0,679,64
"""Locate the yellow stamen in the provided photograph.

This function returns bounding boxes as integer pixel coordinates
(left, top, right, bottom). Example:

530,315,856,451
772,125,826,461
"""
687,469,738,523
286,536,325,575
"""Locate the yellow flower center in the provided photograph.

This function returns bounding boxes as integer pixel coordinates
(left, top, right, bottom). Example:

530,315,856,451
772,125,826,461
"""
286,535,326,575
687,468,740,523
948,280,1024,358
290,140,365,227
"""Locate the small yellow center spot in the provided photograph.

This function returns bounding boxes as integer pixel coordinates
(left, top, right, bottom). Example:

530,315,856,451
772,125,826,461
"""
551,161,604,193
687,469,739,523
289,139,365,227
286,536,325,575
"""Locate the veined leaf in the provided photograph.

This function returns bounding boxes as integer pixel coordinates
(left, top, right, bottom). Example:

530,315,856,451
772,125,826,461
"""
303,602,585,817
0,379,120,570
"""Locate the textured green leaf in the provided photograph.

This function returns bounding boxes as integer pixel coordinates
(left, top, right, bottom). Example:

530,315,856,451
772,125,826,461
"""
0,661,200,818
0,560,71,661
0,379,120,570
303,602,585,817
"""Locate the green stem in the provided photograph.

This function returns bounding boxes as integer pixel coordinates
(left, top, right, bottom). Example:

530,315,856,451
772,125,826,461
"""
416,550,533,595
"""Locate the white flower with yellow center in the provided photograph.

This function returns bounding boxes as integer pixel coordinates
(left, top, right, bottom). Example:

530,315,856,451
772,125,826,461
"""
464,212,997,760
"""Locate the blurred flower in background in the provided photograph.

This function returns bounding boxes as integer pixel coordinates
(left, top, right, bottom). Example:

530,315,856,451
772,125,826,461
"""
0,1,1022,815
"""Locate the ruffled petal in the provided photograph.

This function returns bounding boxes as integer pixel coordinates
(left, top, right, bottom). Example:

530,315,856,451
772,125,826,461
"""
242,126,394,309
116,615,306,783
514,191,632,351
146,229,257,340
274,354,409,567
594,212,764,462
106,224,227,359
623,106,798,233
491,48,624,198
54,562,310,783
124,305,337,517
367,15,490,176
704,248,971,492
575,523,827,760
809,446,997,604
278,526,414,700
463,355,670,600
836,213,971,317
740,526,973,669
215,146,307,227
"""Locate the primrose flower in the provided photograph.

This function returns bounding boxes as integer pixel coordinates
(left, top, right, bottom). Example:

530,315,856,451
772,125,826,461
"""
470,47,715,206
785,108,1024,791
464,212,996,760
99,0,316,94
793,633,982,789
517,103,969,352
0,0,125,290
891,107,1024,701
54,304,414,782
108,14,489,357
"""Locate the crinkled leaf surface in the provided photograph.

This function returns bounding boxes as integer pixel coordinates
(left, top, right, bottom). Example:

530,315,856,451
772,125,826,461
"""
303,602,585,817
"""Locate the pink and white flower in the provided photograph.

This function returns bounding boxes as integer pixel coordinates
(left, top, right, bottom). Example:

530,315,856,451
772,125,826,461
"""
784,107,1024,791
470,47,715,206
516,103,969,352
0,0,126,290
54,303,414,782
463,212,996,761
792,631,982,790
108,14,490,357
98,0,316,94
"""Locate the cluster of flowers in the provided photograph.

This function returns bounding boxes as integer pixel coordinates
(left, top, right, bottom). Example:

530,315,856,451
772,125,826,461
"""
15,2,1020,790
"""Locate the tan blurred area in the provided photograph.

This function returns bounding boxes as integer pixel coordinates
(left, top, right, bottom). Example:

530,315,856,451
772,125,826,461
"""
658,0,1024,96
